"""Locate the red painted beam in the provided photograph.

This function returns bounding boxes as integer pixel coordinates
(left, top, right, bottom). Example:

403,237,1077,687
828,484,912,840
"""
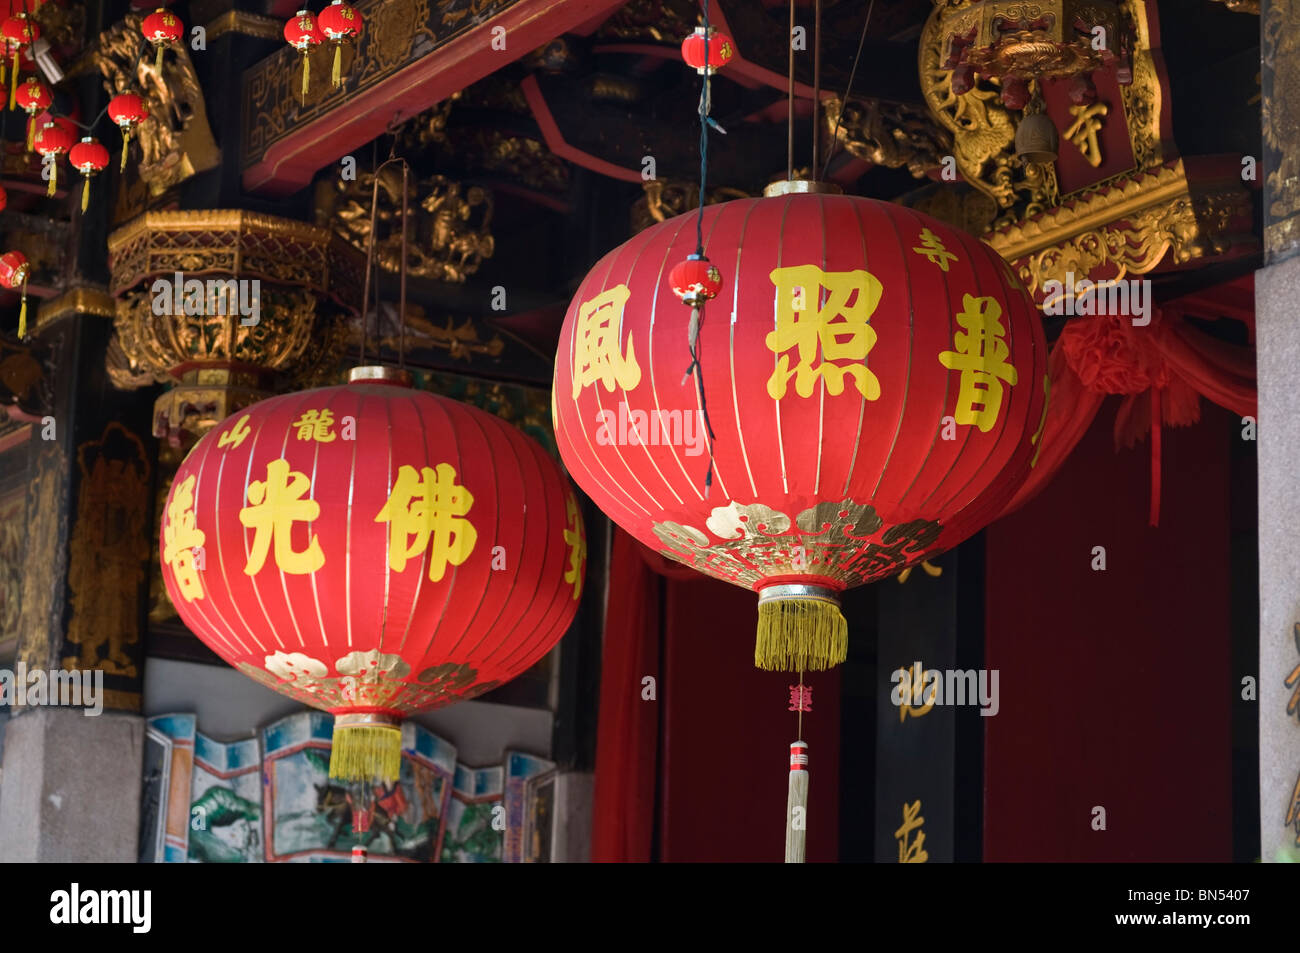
520,75,643,184
243,0,626,197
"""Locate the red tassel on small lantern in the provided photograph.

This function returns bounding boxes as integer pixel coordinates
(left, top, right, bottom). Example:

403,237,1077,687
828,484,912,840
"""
33,119,73,198
680,26,734,75
13,75,51,152
108,93,148,173
283,10,323,105
0,250,31,339
141,7,183,75
69,137,109,212
1,12,37,111
317,0,363,89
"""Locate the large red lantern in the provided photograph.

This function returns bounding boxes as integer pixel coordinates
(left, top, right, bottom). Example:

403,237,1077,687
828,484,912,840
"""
553,181,1048,672
161,367,586,784
317,0,362,89
283,9,322,104
0,249,29,338
141,7,183,74
68,137,109,212
33,119,73,197
107,93,148,172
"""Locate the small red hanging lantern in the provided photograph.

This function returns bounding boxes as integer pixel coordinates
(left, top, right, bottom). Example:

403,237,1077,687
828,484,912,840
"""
141,7,183,74
68,136,109,212
1,11,36,110
668,254,723,305
13,75,50,151
317,0,362,89
680,26,734,75
33,119,73,197
0,249,30,339
283,9,322,104
107,93,148,173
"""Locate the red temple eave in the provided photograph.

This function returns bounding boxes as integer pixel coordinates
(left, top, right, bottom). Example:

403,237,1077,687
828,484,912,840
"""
242,0,626,197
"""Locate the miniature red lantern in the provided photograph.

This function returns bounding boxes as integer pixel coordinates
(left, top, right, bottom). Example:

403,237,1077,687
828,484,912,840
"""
669,254,723,305
1,11,36,110
68,137,109,212
33,119,72,197
107,93,148,172
161,367,586,785
553,181,1048,673
141,7,183,74
680,26,734,75
317,0,362,89
13,74,49,151
283,9,322,104
0,249,30,339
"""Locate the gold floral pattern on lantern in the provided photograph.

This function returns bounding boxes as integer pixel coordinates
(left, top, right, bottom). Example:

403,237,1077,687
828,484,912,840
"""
653,500,943,590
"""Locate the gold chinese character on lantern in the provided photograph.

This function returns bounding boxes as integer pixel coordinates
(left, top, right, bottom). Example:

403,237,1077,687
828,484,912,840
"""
1064,103,1108,168
239,458,325,575
217,414,251,450
563,492,586,600
374,462,477,583
938,294,1019,433
765,264,884,401
896,799,929,863
912,228,958,272
292,408,337,443
162,474,206,602
572,284,641,398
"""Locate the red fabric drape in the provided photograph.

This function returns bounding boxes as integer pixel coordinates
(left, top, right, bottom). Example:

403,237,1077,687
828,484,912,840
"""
1000,306,1256,519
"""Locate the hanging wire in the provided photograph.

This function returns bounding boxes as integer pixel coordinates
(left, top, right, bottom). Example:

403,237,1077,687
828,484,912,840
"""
820,0,875,180
812,0,821,177
787,0,795,180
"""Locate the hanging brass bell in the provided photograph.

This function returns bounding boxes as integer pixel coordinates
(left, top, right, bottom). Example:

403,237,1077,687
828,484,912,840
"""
1015,112,1059,165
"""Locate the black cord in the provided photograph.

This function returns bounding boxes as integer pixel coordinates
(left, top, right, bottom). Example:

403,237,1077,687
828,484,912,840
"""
687,1,717,496
821,0,875,180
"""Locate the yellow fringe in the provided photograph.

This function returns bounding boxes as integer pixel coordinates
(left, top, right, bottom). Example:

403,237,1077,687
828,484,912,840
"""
332,43,342,88
120,130,129,172
81,177,90,213
17,289,26,339
46,163,55,197
8,55,16,112
154,45,164,75
755,598,847,672
328,722,402,783
25,117,33,153
301,53,310,103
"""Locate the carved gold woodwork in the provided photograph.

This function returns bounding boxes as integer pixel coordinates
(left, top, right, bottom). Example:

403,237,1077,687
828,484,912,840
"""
632,180,751,233
0,486,23,655
16,445,65,674
92,13,220,199
935,0,1125,88
356,306,505,361
315,168,495,284
106,211,361,442
987,160,1255,298
35,286,116,334
823,95,953,179
1212,0,1259,12
1263,0,1300,257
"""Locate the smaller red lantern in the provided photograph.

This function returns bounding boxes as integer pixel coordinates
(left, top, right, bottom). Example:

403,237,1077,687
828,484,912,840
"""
142,7,183,74
69,137,109,212
317,0,362,89
1,12,36,110
0,250,30,339
13,75,50,151
283,10,323,104
680,26,734,75
108,93,148,173
668,254,723,306
33,120,73,198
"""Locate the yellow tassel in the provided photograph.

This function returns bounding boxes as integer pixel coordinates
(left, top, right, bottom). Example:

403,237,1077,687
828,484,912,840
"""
154,44,164,75
328,721,402,784
332,43,341,88
8,54,16,111
81,176,90,213
25,117,33,152
120,129,129,172
755,597,847,671
46,162,56,197
17,283,27,339
301,53,310,103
